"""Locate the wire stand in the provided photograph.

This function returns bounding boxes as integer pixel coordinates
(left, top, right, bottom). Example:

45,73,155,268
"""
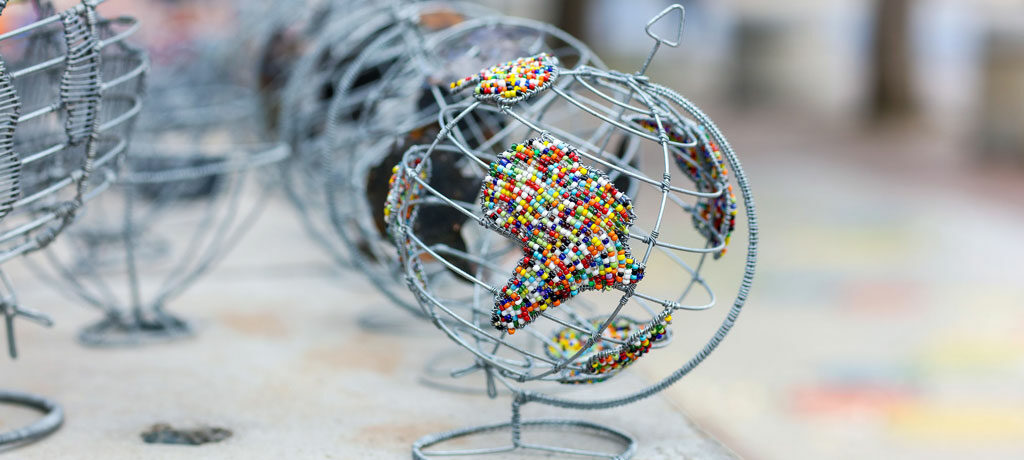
75,292,193,347
413,393,635,460
387,6,757,457
0,389,63,451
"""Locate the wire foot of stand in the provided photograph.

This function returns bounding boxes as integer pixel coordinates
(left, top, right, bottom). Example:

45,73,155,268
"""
412,418,636,459
0,390,63,451
414,392,634,459
77,312,192,348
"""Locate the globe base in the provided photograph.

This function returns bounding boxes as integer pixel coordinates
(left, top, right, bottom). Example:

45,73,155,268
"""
0,390,63,451
413,418,636,460
78,312,192,348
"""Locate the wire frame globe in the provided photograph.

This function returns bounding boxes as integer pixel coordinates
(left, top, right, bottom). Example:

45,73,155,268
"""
386,7,757,456
277,0,494,270
320,14,629,320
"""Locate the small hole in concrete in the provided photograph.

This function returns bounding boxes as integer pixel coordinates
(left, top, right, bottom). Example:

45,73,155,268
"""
140,423,232,446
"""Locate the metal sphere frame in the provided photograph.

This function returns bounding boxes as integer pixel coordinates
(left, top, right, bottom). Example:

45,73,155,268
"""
389,5,758,458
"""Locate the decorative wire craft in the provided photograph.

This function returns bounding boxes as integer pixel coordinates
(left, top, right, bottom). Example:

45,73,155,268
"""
0,0,146,449
28,82,288,347
387,6,757,458
317,7,631,325
277,0,496,287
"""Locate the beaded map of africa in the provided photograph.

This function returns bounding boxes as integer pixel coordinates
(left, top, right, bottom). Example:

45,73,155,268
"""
481,137,644,335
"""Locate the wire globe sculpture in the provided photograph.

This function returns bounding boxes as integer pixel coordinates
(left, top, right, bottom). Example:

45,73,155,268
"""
0,0,146,449
277,0,494,278
386,6,757,458
29,82,288,347
318,11,633,326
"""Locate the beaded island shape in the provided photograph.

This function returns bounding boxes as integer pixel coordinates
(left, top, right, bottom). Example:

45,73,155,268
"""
547,313,673,383
630,116,737,258
449,53,559,106
383,156,425,233
481,137,644,334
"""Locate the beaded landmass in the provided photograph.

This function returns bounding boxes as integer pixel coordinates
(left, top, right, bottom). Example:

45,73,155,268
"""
449,53,559,106
481,137,644,335
383,156,426,233
630,117,737,258
547,313,673,383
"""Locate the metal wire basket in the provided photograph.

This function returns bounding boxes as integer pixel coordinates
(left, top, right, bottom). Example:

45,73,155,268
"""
386,6,758,458
0,0,145,354
0,0,146,449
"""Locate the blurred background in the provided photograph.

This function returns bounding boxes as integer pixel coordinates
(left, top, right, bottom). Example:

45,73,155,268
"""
3,0,1023,459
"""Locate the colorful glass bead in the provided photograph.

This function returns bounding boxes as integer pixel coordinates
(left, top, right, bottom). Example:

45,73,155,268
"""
480,137,644,334
449,53,559,106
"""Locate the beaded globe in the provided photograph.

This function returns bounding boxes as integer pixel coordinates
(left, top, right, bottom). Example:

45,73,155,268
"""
385,5,757,458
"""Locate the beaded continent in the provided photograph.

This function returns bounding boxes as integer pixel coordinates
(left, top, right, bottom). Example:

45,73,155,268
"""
449,53,559,106
384,157,425,231
481,137,644,335
547,313,673,382
631,117,737,258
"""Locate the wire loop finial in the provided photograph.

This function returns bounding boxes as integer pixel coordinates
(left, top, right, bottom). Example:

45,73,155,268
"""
638,4,685,75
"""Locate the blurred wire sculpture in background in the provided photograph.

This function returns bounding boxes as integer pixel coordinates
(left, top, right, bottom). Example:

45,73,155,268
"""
276,0,493,274
25,11,289,345
29,82,287,346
